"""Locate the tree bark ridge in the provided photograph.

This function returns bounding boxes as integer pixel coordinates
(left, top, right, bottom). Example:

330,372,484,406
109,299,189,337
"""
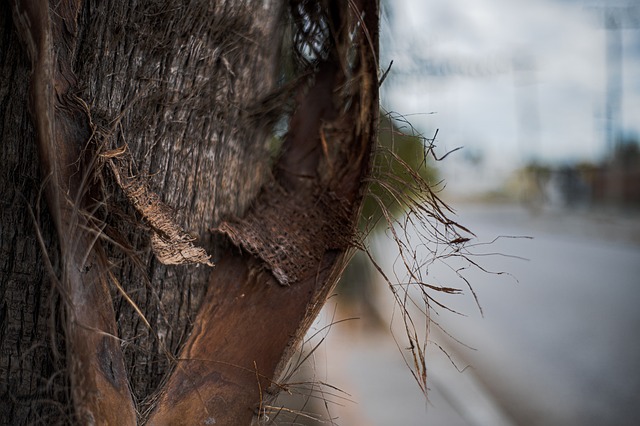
10,0,137,423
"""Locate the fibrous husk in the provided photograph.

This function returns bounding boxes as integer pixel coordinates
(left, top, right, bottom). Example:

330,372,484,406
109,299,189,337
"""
216,183,354,285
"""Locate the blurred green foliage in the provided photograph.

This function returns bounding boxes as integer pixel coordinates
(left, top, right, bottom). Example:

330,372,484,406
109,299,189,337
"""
338,113,439,312
360,113,438,233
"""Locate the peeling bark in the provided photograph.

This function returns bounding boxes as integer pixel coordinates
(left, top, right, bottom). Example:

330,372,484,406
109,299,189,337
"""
105,154,213,267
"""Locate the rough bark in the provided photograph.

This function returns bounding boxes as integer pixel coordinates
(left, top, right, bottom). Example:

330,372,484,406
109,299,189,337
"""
0,0,379,424
1,1,281,422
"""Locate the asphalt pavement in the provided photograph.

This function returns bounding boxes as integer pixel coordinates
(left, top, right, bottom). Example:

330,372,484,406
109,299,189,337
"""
310,203,640,425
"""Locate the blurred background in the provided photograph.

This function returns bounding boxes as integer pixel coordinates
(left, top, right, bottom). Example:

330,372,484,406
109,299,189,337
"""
269,0,640,424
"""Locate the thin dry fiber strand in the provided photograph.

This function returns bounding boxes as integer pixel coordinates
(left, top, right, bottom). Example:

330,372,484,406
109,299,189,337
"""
357,111,478,396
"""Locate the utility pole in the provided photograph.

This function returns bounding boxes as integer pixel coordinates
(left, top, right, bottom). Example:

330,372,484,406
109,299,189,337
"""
586,4,640,157
605,9,623,156
586,4,640,203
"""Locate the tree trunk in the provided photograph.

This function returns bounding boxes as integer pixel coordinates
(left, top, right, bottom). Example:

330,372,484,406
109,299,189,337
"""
0,1,379,424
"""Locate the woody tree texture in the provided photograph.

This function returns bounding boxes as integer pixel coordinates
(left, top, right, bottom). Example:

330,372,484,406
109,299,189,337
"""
0,0,379,424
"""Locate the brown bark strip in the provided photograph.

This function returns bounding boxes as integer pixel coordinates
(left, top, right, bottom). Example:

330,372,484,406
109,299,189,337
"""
144,251,342,426
10,0,136,424
147,0,379,424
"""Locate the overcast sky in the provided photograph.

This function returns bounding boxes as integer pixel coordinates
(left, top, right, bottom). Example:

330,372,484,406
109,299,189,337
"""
380,0,640,193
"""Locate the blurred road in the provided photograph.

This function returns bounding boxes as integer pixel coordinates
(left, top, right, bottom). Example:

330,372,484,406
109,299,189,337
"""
318,203,640,425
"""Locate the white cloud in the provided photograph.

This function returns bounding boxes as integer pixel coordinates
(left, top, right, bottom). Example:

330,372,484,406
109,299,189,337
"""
382,0,640,193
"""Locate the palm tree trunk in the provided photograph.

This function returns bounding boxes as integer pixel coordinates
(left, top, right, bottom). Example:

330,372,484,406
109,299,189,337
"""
0,1,379,424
